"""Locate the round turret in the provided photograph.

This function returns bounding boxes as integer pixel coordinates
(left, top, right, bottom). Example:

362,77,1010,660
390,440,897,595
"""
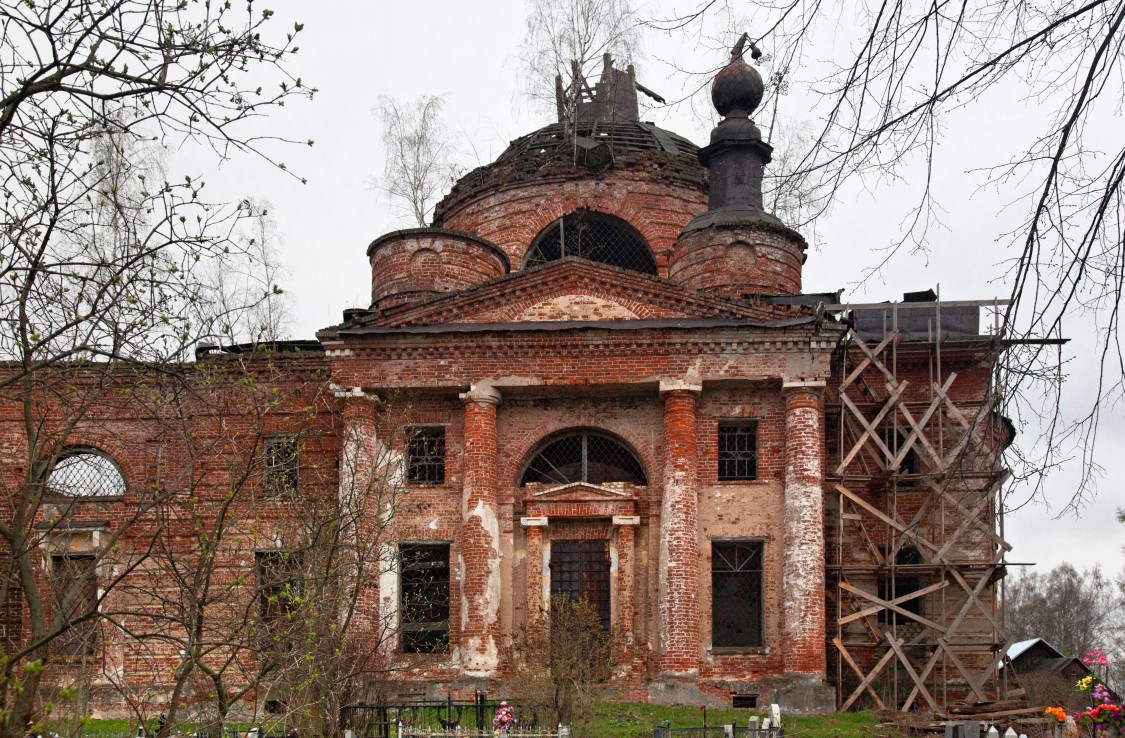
367,228,509,311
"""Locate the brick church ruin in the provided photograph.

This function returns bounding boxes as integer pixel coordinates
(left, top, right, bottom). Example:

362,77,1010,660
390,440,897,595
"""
2,44,1014,717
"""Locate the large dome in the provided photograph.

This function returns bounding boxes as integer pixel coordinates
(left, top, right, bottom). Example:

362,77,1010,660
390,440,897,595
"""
432,120,706,225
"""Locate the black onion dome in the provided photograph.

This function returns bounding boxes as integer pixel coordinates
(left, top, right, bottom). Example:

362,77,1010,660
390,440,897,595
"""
711,58,764,118
433,120,706,224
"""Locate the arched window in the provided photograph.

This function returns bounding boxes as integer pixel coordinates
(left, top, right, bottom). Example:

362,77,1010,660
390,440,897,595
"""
520,431,647,486
45,448,126,498
524,211,657,274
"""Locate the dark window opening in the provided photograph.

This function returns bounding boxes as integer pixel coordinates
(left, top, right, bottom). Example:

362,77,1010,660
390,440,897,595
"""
256,550,303,630
880,426,920,475
731,694,759,709
406,427,446,484
878,545,923,625
525,211,657,274
712,541,764,648
550,540,611,630
52,554,97,657
401,543,450,653
520,431,646,486
718,422,758,481
263,435,299,497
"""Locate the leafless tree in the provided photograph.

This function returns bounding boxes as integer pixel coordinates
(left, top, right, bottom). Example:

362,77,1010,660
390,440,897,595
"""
374,95,460,227
208,199,293,344
519,0,644,121
652,1,1125,509
0,1,312,734
1005,563,1121,666
503,597,616,737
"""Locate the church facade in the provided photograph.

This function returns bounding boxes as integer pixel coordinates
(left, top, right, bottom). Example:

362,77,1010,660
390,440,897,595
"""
3,48,1010,718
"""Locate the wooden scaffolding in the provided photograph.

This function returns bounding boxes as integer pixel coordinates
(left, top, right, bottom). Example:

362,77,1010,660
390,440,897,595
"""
825,298,1013,711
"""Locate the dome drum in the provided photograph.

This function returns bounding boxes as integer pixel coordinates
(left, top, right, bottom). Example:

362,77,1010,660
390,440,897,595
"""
669,223,806,297
367,228,509,311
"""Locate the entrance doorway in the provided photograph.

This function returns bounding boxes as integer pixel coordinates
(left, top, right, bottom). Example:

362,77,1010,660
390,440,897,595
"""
550,540,610,628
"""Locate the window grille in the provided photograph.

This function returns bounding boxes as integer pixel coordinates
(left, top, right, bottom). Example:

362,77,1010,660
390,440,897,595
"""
255,550,303,630
524,211,657,274
520,431,646,486
711,541,764,648
46,449,126,498
718,422,758,481
400,543,450,653
263,435,299,497
550,541,611,630
406,427,445,484
51,554,98,657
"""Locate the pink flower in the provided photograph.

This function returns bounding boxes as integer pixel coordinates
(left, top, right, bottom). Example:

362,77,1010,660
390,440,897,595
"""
1085,649,1109,667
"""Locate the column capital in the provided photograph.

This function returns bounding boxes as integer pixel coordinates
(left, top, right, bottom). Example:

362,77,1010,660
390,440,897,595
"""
459,383,502,406
330,383,384,403
659,379,703,396
781,379,826,396
612,515,640,526
520,516,548,527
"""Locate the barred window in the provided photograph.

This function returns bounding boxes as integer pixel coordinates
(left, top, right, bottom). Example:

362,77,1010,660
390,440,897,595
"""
525,211,657,274
52,554,98,657
263,435,299,497
520,431,646,486
400,543,450,653
406,427,445,484
718,422,758,481
46,448,126,499
256,550,303,628
712,541,764,649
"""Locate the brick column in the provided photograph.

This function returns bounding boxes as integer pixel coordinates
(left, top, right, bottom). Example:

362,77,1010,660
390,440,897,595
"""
658,381,701,675
782,381,827,675
613,516,638,646
522,517,547,625
458,384,502,675
336,390,387,636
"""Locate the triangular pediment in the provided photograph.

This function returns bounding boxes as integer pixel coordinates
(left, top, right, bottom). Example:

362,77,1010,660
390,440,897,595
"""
362,258,787,328
525,481,635,502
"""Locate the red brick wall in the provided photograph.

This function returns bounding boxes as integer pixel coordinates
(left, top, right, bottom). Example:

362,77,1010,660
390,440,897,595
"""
671,223,806,297
368,229,509,310
437,175,707,277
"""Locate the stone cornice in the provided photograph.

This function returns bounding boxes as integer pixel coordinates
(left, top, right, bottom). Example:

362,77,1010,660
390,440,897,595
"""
321,326,843,360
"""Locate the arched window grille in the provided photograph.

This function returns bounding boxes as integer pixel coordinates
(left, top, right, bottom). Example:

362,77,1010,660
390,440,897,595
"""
45,448,126,498
524,211,657,274
519,431,647,486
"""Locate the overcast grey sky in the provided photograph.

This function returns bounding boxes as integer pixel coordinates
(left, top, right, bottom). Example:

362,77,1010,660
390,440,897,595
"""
171,1,1124,579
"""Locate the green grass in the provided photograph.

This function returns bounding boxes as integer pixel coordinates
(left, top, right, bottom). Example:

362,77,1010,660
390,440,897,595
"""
51,706,877,738
589,704,877,738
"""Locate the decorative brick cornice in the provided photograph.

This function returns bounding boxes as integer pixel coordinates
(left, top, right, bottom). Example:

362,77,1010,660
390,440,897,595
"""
352,258,806,330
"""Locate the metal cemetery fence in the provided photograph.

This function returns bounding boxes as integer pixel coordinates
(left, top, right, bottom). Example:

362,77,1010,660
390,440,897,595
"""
654,720,784,738
340,695,557,738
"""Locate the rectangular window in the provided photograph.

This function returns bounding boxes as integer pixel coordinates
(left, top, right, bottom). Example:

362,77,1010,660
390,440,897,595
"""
711,541,763,649
718,421,758,481
255,550,303,628
52,554,97,657
406,427,445,484
263,435,299,497
400,543,450,653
